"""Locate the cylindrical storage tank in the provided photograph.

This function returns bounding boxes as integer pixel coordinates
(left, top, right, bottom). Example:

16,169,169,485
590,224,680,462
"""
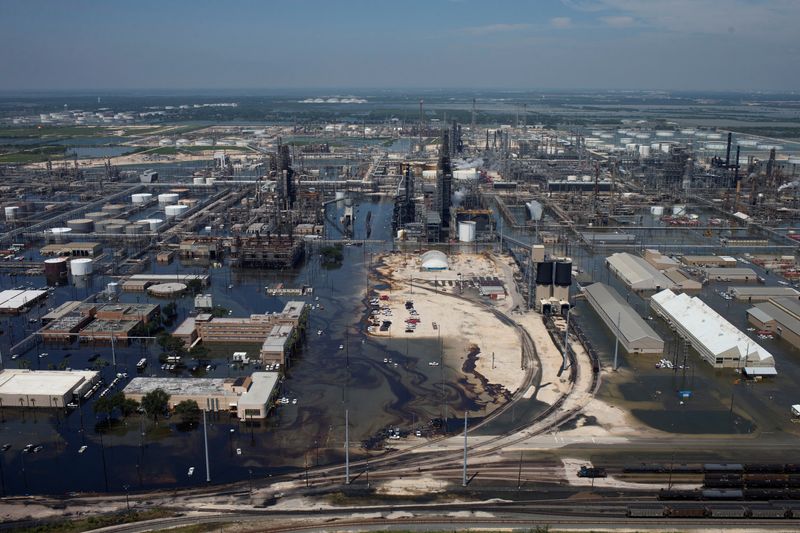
104,218,128,226
158,193,179,205
165,204,188,218
536,261,554,285
125,224,144,235
47,227,72,243
620,137,633,144
105,224,124,234
93,220,108,233
67,218,94,233
70,258,93,276
655,131,674,138
458,221,477,242
672,205,686,215
635,133,650,140
107,281,120,295
142,218,163,231
84,211,108,220
206,178,216,185
422,170,437,179
639,146,651,157
44,257,68,283
131,193,153,204
335,191,346,201
147,282,188,297
707,133,723,140
788,157,800,165
555,262,572,287
650,206,664,216
738,139,758,147
135,220,151,230
193,177,206,185
101,204,125,215
453,169,478,181
4,206,19,220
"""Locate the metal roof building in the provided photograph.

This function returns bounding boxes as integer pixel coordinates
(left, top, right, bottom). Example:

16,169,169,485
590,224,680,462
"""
729,286,800,301
704,267,758,282
651,289,775,370
747,297,800,350
606,252,676,291
0,369,100,408
584,283,664,355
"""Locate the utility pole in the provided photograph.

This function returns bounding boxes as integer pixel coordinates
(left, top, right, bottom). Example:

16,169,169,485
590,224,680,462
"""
345,409,350,484
462,411,468,487
203,409,210,483
562,307,570,372
613,311,621,371
517,450,523,490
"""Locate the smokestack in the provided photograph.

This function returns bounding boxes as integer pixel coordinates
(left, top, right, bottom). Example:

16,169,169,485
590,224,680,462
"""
725,132,732,167
734,146,740,184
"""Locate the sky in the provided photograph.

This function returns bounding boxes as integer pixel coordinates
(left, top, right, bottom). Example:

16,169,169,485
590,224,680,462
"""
1,0,798,92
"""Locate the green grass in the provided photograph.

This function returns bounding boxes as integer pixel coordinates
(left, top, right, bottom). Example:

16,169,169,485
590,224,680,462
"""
0,126,119,138
10,508,175,533
0,145,66,163
148,145,251,155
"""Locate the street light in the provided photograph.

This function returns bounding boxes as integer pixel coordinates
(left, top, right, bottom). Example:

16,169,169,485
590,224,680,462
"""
122,484,130,511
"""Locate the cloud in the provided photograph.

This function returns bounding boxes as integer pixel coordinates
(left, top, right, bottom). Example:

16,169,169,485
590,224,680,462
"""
550,17,573,29
600,15,635,27
461,23,531,35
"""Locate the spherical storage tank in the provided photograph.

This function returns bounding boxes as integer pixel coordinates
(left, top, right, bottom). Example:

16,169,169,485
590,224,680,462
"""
4,206,19,220
70,258,93,276
131,193,153,204
67,218,94,233
165,204,188,218
158,193,179,205
458,221,476,242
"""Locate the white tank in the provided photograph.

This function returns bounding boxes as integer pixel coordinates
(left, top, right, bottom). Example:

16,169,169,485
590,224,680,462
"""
165,204,188,218
453,168,478,181
70,258,93,276
672,205,686,216
422,170,437,179
47,227,73,243
738,139,758,147
599,133,614,139
141,218,163,231
107,282,120,295
639,146,651,157
193,177,206,185
158,193,179,205
758,144,783,151
458,221,476,242
635,133,650,140
706,133,723,140
131,193,153,204
567,175,578,182
650,206,664,216
206,178,216,185
619,138,633,144
655,131,674,137
625,143,638,153
788,158,800,165
650,142,661,150
705,143,728,151
4,206,19,220
680,129,696,135
335,191,346,201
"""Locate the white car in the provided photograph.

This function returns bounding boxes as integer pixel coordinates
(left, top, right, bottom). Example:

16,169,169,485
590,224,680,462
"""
188,467,195,476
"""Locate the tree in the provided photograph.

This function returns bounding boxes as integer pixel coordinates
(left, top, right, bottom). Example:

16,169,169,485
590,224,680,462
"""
156,332,186,355
186,279,203,295
93,395,113,423
173,400,201,428
141,388,170,422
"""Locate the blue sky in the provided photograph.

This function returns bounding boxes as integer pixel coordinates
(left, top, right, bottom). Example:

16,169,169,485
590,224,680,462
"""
1,0,798,91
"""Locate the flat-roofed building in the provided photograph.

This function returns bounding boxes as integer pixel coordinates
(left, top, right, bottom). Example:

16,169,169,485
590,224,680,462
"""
260,324,295,362
681,255,737,268
78,319,139,341
651,289,775,370
663,269,703,291
0,289,49,314
704,267,758,282
643,249,680,271
40,242,102,257
729,286,800,302
606,252,676,291
41,313,95,341
41,300,84,324
122,372,279,419
584,283,664,355
95,303,159,324
0,369,100,408
747,297,800,349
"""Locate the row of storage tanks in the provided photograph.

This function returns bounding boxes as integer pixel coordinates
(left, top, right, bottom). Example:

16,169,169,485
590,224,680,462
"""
43,256,93,278
650,205,687,216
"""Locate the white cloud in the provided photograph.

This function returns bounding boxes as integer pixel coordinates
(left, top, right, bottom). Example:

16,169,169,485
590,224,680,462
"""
461,23,531,35
600,15,635,28
550,17,573,29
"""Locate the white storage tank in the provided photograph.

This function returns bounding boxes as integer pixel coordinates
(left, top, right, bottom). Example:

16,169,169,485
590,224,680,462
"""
458,221,477,243
422,169,437,179
193,177,206,185
672,205,686,216
158,193,179,205
650,206,664,216
107,281,120,295
141,218,163,231
453,168,478,181
131,193,153,204
4,206,19,220
639,146,651,157
67,218,94,233
165,204,188,218
47,227,72,243
70,258,93,276
335,191,346,201
655,131,674,138
707,133,723,140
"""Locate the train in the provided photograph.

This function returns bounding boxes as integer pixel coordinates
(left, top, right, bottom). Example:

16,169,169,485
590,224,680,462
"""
628,503,797,519
625,462,800,475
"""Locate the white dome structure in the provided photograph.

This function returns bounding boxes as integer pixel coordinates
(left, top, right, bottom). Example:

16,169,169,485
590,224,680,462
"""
420,250,448,271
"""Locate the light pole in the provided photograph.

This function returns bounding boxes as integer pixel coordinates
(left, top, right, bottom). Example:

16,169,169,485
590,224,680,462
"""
123,484,130,511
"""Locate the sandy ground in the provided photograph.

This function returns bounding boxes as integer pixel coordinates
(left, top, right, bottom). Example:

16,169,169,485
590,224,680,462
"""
373,252,525,395
376,476,450,496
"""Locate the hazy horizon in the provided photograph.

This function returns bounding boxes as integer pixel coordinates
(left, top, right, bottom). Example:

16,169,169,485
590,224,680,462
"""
2,0,799,92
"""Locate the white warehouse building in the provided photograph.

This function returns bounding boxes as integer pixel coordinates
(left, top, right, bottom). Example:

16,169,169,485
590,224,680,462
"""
650,289,775,370
606,252,675,291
